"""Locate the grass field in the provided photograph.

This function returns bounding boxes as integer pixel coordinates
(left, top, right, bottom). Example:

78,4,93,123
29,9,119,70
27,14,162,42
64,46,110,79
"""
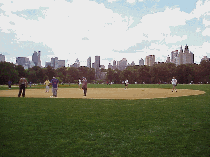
0,84,210,156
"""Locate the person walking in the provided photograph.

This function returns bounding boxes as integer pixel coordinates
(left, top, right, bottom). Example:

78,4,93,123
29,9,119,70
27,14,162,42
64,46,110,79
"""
18,76,28,97
82,77,87,96
8,80,12,89
171,77,177,92
44,79,50,93
50,77,59,97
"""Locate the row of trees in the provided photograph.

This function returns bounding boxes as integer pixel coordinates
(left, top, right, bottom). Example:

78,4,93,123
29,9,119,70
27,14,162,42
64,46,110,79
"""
0,61,210,84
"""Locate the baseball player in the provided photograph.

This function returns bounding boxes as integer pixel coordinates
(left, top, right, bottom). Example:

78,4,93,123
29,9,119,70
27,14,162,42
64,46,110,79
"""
171,77,177,92
44,79,50,93
8,80,12,89
82,77,87,96
78,78,82,89
50,77,59,97
18,76,28,97
125,79,129,89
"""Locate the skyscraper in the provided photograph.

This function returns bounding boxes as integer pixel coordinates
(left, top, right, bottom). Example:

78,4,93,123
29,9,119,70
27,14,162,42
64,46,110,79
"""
16,57,30,69
32,51,41,67
139,58,144,66
113,60,116,70
51,57,58,69
118,58,127,71
145,55,155,66
95,56,100,69
0,54,5,62
87,57,91,68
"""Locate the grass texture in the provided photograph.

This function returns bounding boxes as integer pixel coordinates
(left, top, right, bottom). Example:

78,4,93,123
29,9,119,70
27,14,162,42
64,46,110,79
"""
0,84,210,156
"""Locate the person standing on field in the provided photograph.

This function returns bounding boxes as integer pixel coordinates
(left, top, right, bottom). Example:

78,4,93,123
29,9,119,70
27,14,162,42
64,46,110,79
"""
78,78,82,89
50,77,59,97
82,77,87,96
8,80,12,89
171,77,177,92
125,79,129,89
18,76,28,97
44,79,50,93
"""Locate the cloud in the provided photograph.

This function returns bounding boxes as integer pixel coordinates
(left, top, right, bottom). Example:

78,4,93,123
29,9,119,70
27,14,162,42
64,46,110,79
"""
127,0,136,4
82,37,89,40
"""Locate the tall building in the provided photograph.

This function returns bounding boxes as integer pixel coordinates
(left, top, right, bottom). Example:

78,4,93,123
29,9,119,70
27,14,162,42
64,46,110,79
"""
108,63,112,69
0,54,5,62
183,44,194,64
166,55,170,63
145,55,155,66
118,58,127,71
131,61,135,66
45,62,51,67
16,57,30,69
171,50,178,64
58,60,65,68
139,58,144,66
32,51,41,67
113,60,116,70
51,57,58,69
87,57,91,68
201,56,210,63
172,45,194,66
95,56,100,69
92,63,95,69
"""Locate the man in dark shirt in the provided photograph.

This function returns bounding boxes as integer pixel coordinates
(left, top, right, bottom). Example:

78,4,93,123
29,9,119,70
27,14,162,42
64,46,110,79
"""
50,77,59,97
82,77,87,96
8,80,12,89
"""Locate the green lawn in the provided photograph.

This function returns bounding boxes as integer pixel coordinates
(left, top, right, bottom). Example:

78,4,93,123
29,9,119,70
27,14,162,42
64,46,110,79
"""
0,84,210,156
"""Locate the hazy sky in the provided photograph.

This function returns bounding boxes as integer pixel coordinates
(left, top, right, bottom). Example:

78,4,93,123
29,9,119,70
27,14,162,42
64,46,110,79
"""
0,0,210,68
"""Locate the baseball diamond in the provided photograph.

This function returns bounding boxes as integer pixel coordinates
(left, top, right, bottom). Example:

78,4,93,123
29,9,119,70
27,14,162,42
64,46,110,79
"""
0,88,205,99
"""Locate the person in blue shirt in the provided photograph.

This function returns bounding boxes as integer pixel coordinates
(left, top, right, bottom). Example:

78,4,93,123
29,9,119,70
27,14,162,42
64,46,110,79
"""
8,80,12,89
50,77,59,97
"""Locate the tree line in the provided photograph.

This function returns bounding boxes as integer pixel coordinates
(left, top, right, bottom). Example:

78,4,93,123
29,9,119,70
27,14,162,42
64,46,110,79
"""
0,61,210,84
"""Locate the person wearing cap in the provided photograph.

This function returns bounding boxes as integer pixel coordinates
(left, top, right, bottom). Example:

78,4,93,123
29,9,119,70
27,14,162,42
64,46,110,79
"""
82,77,87,96
50,77,59,97
18,76,28,97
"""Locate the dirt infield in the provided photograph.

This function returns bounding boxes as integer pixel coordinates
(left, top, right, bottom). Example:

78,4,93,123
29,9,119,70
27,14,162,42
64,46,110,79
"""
0,88,206,99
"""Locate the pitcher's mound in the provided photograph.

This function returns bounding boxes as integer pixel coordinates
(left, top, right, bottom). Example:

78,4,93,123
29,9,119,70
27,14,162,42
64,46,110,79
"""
0,88,205,99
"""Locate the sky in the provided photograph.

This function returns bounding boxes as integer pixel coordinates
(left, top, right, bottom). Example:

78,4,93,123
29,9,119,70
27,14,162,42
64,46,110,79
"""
0,0,210,68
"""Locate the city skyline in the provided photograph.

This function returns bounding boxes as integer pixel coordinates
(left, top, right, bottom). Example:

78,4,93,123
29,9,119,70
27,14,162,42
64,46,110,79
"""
0,0,210,68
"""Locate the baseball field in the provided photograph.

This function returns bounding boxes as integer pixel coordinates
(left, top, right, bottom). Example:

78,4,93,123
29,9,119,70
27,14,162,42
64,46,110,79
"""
0,84,210,156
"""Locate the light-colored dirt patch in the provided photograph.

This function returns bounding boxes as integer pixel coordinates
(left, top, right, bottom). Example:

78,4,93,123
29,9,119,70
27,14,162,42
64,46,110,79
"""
0,88,205,99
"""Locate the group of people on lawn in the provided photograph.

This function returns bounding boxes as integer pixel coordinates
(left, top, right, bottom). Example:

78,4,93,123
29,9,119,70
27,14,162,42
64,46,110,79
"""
15,76,177,98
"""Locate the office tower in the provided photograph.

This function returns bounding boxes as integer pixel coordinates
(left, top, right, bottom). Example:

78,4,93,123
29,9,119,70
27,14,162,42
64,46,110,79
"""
45,62,51,67
0,54,5,62
139,58,144,66
118,58,127,71
32,51,41,67
166,55,170,63
58,60,65,68
113,60,116,70
87,57,91,68
92,63,95,69
108,63,112,69
131,61,135,66
100,65,105,69
201,56,210,63
183,44,194,64
145,55,155,66
171,50,178,64
95,56,100,69
16,57,30,69
51,57,59,69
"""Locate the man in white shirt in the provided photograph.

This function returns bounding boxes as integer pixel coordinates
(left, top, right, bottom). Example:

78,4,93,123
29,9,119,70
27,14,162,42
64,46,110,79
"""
125,79,129,89
171,77,177,92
